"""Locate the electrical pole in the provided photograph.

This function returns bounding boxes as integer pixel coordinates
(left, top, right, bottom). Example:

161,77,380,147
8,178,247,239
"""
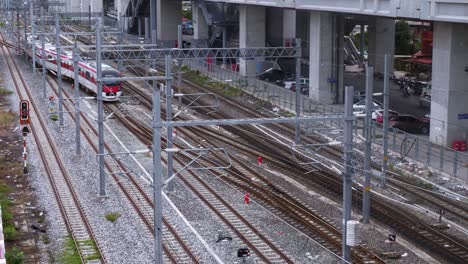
23,0,27,60
41,7,46,98
152,57,165,264
342,86,354,262
294,38,302,144
382,55,390,189
30,0,35,73
16,3,19,53
96,17,106,196
362,66,373,224
177,25,182,109
55,13,64,129
73,39,81,155
166,54,174,192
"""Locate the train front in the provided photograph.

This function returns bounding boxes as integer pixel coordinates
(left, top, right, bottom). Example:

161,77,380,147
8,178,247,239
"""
102,68,122,102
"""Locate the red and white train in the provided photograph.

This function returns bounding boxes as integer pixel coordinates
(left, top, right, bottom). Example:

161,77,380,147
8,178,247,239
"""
27,37,122,101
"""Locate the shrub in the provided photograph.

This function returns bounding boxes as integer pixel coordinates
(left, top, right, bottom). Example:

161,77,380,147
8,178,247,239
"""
3,224,17,241
6,247,24,264
105,212,121,223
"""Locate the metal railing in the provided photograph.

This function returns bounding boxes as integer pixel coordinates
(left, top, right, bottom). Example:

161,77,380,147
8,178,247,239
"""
182,59,343,116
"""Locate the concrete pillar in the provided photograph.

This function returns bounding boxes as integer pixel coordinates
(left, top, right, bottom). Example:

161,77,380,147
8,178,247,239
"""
283,9,296,46
145,17,150,42
308,11,334,104
192,3,209,40
266,7,283,47
368,17,395,74
239,5,265,76
157,0,182,42
430,22,468,147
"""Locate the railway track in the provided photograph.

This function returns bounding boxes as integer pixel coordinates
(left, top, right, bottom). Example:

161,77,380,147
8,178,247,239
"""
111,98,297,263
22,21,200,262
1,33,106,263
44,77,200,263
38,21,463,260
167,66,468,263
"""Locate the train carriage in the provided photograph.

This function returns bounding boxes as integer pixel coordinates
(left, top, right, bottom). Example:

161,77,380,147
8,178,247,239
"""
26,37,122,102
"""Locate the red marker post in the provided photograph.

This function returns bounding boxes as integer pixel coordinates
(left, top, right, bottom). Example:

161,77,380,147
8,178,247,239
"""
257,156,263,167
244,193,250,205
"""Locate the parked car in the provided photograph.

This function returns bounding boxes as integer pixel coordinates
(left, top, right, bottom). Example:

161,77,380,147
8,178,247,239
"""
419,81,431,108
283,78,309,90
289,83,309,95
373,109,399,123
388,115,430,134
258,69,287,83
353,99,382,112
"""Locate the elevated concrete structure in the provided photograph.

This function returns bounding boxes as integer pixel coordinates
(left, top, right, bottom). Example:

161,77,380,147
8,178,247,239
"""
430,22,468,147
204,0,468,24
239,5,265,76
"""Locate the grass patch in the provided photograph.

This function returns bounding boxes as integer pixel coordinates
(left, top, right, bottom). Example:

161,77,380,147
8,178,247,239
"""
255,98,273,109
105,212,121,223
58,235,81,264
6,247,24,264
3,224,17,241
0,111,15,127
0,182,16,241
183,69,242,97
0,86,12,96
42,233,50,244
279,111,295,117
50,114,58,121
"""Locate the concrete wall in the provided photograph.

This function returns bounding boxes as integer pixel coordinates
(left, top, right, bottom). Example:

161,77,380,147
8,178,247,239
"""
430,22,468,146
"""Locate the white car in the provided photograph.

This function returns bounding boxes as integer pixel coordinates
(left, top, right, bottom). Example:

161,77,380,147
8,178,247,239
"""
283,78,309,90
353,100,382,111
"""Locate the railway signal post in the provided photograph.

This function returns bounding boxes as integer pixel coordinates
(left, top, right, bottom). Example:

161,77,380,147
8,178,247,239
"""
20,100,30,174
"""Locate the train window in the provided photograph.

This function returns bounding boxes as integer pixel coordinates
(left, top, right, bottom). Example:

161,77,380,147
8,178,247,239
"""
86,72,90,79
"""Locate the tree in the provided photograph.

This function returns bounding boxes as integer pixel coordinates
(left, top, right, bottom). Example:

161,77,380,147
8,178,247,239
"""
395,21,413,55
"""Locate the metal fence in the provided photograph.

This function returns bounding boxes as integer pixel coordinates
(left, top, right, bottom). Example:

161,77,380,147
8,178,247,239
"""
374,124,468,180
182,59,343,116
